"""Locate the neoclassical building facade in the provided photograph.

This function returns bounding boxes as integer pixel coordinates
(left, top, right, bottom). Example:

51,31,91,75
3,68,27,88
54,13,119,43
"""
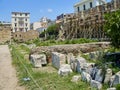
11,12,30,32
74,0,106,12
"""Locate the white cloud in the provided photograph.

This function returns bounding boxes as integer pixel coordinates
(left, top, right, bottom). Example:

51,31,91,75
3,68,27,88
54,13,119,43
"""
47,9,53,13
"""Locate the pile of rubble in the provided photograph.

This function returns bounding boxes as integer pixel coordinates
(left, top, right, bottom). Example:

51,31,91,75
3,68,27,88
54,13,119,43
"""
51,52,119,90
28,42,120,90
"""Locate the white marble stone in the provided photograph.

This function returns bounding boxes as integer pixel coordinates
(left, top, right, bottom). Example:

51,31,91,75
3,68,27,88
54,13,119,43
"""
58,64,72,76
67,53,74,64
30,54,47,68
104,68,112,83
52,52,66,69
95,69,103,83
90,80,102,90
76,57,87,73
110,75,115,87
113,71,120,86
81,71,92,83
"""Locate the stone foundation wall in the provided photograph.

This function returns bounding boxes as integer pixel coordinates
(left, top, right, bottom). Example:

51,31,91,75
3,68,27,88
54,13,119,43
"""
13,30,39,42
31,42,110,55
0,27,11,44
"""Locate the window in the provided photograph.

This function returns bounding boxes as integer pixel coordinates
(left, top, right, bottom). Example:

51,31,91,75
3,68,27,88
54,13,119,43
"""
25,13,27,16
15,28,17,32
25,18,27,21
15,23,17,27
15,13,17,16
15,18,16,21
83,4,86,10
90,2,92,8
19,35,21,37
77,7,80,12
20,13,22,16
26,23,28,26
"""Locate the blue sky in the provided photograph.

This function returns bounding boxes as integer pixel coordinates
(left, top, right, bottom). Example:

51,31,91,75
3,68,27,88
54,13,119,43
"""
0,0,111,23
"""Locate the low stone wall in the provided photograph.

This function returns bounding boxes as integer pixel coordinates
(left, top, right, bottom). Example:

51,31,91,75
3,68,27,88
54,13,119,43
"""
13,30,39,42
31,42,110,55
0,27,11,44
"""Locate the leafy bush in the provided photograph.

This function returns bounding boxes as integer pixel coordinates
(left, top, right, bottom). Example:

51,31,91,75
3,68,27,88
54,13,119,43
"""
40,24,59,39
116,84,120,90
104,10,120,48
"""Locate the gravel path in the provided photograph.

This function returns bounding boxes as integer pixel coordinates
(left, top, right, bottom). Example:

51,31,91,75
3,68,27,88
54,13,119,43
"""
0,45,25,90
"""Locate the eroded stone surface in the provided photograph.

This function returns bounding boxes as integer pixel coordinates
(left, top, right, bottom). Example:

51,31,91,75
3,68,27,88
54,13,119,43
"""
110,75,115,87
113,71,120,86
52,52,66,69
95,69,103,83
81,72,92,83
90,80,102,90
76,57,87,73
58,64,72,76
30,54,47,67
31,42,110,56
104,68,112,83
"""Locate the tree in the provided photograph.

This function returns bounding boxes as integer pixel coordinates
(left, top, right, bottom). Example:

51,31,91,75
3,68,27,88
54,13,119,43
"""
46,24,59,36
40,24,59,39
104,10,120,48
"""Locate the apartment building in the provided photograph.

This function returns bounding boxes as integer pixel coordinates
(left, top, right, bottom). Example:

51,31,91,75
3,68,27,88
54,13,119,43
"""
33,22,42,30
32,17,54,33
11,12,30,32
74,0,106,12
56,13,74,24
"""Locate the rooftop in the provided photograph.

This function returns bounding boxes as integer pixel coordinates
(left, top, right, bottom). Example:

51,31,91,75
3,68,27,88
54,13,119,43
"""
12,12,30,14
74,0,106,7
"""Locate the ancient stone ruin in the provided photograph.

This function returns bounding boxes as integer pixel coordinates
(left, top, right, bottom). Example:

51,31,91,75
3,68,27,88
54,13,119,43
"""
29,42,120,89
52,52,66,69
30,54,47,68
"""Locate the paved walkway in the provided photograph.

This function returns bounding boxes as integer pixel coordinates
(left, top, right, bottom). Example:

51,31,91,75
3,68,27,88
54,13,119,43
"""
0,45,25,90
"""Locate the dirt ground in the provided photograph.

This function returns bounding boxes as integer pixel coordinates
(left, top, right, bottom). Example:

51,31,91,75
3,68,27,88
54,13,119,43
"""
0,45,25,90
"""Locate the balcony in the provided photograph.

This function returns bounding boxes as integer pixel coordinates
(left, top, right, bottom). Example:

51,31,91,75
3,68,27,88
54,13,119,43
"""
19,25,24,28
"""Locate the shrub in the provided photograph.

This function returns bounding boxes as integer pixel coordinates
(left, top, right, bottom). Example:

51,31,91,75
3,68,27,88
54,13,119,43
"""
104,10,120,48
116,84,120,90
